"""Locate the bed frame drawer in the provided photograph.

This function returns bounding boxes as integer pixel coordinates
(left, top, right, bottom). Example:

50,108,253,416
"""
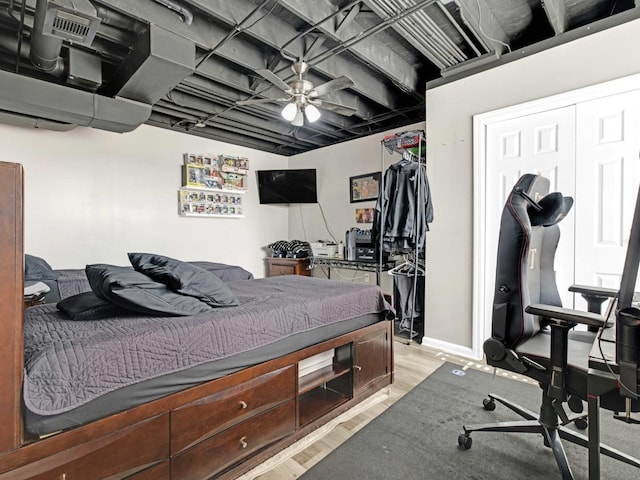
171,365,295,455
171,400,295,480
0,415,169,480
125,460,170,480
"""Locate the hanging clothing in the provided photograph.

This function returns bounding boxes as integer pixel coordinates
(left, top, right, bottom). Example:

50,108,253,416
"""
372,160,433,253
393,274,425,338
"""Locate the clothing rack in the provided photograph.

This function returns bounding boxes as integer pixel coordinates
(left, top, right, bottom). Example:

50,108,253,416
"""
377,130,430,344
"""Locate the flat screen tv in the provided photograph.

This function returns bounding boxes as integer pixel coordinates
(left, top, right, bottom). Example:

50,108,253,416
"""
257,169,318,204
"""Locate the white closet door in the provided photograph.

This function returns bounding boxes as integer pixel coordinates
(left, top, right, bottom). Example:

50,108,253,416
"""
574,90,640,302
485,106,576,312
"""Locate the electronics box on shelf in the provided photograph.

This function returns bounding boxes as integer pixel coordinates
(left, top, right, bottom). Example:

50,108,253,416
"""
346,227,377,262
310,242,339,258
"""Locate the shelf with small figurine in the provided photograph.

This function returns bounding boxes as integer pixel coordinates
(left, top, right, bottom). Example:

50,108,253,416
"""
179,153,249,218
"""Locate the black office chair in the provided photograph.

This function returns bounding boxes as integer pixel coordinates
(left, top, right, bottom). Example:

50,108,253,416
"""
458,173,640,480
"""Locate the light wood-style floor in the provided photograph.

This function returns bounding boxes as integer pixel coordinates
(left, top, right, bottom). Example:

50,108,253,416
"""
238,337,459,480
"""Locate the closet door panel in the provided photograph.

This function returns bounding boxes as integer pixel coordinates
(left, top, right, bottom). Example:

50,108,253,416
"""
485,106,576,310
575,90,640,300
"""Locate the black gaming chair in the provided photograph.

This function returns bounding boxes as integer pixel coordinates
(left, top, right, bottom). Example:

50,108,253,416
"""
458,174,640,479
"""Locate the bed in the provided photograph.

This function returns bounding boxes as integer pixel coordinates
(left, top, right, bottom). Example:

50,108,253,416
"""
0,162,394,480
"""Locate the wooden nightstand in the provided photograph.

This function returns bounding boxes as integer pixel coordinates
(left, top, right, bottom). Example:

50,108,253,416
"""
266,257,311,277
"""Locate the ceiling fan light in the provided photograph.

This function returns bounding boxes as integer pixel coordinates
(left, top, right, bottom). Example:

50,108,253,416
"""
281,102,297,121
292,110,304,127
305,104,321,122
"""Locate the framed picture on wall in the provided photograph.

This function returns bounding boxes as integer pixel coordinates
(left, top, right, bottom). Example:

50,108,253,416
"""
350,172,381,203
355,207,374,223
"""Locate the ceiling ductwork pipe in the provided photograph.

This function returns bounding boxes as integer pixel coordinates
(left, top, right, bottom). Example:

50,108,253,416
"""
29,0,100,75
107,24,195,105
0,69,152,133
30,0,64,75
151,0,193,25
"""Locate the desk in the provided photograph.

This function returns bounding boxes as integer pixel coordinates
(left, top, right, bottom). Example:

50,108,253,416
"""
587,325,640,479
310,258,395,285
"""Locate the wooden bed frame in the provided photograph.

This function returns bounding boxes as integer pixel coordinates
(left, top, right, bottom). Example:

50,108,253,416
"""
0,162,394,480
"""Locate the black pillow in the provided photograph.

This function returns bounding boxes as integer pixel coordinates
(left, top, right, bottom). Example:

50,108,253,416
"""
57,291,130,321
187,261,254,281
128,253,239,307
25,254,58,280
86,264,214,316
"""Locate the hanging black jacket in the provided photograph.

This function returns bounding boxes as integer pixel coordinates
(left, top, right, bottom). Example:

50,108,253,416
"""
372,160,433,253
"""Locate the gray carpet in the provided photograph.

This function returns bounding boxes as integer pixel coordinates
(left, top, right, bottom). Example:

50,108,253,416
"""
300,362,640,480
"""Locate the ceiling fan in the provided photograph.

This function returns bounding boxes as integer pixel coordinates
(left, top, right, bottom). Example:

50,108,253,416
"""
236,60,357,126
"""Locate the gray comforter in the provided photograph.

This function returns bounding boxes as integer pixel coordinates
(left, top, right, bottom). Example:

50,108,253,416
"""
23,275,391,415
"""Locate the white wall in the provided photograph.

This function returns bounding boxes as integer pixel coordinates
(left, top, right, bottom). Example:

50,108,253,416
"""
425,18,640,353
3,123,288,277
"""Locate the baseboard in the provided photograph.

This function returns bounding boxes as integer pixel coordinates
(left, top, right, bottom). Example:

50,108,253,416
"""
421,335,479,360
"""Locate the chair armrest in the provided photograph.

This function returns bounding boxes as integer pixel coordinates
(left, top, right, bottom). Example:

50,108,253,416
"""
568,284,618,298
525,304,606,329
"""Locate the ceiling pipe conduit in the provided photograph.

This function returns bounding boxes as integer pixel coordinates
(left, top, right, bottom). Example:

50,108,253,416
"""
29,0,64,75
165,88,354,142
178,79,359,132
146,111,307,155
310,0,441,70
390,0,467,62
365,0,450,67
435,0,483,56
94,5,139,31
0,28,30,60
368,0,466,67
151,0,193,25
153,102,317,146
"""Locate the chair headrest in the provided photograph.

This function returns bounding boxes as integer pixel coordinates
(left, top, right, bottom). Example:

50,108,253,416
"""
528,192,573,227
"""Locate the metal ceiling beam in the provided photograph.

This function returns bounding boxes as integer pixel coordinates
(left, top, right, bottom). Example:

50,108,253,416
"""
167,86,357,143
541,0,568,35
454,0,509,56
366,0,466,69
429,4,640,87
190,56,381,124
274,0,422,93
153,102,325,149
179,74,364,131
96,0,403,110
147,112,302,155
176,0,408,108
336,3,361,35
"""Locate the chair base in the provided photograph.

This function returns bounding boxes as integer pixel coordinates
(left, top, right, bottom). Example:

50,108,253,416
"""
458,393,640,480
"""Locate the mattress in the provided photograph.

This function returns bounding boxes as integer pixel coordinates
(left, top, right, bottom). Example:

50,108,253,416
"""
24,275,392,434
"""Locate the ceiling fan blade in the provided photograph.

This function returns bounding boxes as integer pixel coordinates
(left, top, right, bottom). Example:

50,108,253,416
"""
236,97,290,106
255,69,291,92
317,99,357,117
311,76,354,97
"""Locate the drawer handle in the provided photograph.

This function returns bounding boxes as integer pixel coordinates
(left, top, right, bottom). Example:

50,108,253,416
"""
353,365,362,371
239,400,248,409
240,436,248,448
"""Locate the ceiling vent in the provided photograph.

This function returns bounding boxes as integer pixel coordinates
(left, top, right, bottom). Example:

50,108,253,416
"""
40,0,100,46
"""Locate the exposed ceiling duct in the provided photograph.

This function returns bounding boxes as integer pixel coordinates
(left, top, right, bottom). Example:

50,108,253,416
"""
29,0,100,74
0,69,151,132
1,1,196,135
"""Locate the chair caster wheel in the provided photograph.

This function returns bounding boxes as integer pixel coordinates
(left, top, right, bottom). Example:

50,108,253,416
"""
575,418,588,430
458,433,472,449
483,398,496,411
568,395,584,414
